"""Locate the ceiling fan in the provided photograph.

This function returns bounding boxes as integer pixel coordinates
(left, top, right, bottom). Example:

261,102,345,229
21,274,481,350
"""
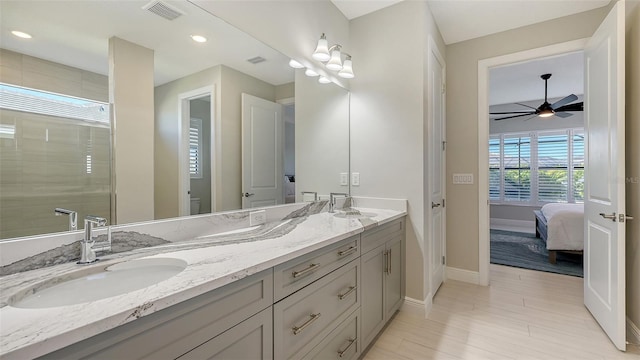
490,73,583,121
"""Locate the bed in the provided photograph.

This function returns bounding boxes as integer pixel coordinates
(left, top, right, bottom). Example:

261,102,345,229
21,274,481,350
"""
534,203,584,264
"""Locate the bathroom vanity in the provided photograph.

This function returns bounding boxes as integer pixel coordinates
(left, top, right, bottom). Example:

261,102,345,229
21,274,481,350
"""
0,199,406,359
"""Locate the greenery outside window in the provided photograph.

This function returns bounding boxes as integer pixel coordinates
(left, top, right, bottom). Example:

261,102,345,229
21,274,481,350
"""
490,128,584,205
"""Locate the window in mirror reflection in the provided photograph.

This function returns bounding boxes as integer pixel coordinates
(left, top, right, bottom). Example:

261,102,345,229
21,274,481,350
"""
0,83,111,239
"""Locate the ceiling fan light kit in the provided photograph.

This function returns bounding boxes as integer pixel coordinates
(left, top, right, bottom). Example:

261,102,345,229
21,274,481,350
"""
490,73,583,121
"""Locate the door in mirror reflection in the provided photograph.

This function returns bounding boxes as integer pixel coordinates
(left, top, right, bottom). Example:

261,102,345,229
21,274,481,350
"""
188,95,212,215
241,93,284,209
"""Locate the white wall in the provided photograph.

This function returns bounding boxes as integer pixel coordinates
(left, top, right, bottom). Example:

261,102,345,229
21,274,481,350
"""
109,37,155,224
350,1,446,301
445,6,611,272
295,70,349,199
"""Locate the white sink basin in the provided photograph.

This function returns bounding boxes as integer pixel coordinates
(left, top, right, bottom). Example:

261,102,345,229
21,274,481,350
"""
11,258,187,309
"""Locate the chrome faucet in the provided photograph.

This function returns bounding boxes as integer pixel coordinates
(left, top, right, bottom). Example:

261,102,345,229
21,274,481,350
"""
54,208,78,231
329,193,349,213
78,215,107,264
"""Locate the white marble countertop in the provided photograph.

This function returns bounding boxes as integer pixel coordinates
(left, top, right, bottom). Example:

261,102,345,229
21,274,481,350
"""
0,207,405,359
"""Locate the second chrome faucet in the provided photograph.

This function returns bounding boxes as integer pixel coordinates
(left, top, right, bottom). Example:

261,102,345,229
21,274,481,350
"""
78,215,108,264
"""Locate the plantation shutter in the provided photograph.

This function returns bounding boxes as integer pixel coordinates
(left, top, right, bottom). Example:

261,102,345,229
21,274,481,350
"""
189,118,203,179
572,131,585,201
502,134,531,202
537,133,569,202
489,136,501,201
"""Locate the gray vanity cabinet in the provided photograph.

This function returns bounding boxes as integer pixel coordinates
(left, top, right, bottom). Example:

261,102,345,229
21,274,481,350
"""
38,269,274,360
273,258,360,359
177,307,272,360
360,219,405,351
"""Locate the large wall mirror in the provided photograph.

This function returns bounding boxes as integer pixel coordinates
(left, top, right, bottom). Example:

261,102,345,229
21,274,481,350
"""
0,0,350,240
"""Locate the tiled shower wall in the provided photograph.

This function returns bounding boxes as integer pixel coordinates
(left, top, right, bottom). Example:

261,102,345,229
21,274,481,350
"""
0,49,111,239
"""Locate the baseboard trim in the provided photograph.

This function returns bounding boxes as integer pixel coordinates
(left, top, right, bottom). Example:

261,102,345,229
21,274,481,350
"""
627,317,640,345
402,296,427,318
446,266,480,285
490,218,535,234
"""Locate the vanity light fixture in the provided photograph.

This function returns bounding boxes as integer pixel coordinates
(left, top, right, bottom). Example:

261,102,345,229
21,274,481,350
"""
312,33,354,78
190,34,207,43
11,30,32,39
318,76,331,84
289,59,304,68
305,68,319,77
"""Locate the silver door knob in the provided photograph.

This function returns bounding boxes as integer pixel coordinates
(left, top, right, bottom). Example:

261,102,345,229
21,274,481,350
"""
243,192,255,197
599,212,616,221
431,202,441,208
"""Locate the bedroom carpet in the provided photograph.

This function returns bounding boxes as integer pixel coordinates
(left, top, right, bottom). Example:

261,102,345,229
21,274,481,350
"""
490,229,583,277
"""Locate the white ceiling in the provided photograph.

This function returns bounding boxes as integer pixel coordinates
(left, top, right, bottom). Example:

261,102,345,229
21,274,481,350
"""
490,51,584,105
331,0,610,44
0,0,294,86
331,0,404,19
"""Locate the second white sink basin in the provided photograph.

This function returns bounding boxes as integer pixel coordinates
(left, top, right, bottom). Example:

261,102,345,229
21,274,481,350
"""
11,257,187,309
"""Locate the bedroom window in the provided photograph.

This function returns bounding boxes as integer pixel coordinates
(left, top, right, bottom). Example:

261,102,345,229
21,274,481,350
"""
189,118,203,179
490,128,584,205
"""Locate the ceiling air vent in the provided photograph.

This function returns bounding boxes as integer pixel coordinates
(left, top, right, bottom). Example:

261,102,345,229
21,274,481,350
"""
143,1,184,21
247,56,267,65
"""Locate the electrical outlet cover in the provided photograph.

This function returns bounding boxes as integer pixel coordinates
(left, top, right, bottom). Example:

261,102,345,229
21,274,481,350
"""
351,172,360,186
340,173,348,186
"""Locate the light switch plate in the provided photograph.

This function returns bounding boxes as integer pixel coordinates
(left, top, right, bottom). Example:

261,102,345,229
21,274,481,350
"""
453,173,474,184
249,210,266,226
352,172,360,186
340,173,348,186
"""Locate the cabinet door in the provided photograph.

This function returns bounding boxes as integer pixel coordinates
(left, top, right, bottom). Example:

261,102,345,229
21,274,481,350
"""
178,307,272,360
385,236,403,319
359,244,385,351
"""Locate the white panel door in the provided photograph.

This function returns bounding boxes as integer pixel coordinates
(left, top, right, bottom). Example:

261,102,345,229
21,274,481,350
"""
584,1,626,351
241,93,284,209
429,38,446,294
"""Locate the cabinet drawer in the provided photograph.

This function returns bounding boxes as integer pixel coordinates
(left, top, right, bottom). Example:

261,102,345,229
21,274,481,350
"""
41,269,273,360
303,309,359,360
361,219,404,254
274,259,359,360
177,307,272,360
273,235,359,301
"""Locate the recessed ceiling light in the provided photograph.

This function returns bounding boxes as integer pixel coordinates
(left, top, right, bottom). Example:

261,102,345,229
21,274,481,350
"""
11,30,32,39
190,35,207,43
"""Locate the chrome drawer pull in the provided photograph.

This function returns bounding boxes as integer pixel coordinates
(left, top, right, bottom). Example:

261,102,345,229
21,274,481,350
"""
383,250,389,274
388,249,392,274
337,337,357,358
337,246,357,257
292,263,320,278
292,313,321,335
338,286,357,300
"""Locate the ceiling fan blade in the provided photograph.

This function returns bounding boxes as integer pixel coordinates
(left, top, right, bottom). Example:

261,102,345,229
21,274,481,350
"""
551,94,578,110
555,112,573,118
555,102,583,112
515,102,538,110
489,111,536,115
493,112,536,121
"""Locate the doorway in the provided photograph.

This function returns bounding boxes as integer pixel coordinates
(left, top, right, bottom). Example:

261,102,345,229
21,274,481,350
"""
178,86,215,216
487,52,585,278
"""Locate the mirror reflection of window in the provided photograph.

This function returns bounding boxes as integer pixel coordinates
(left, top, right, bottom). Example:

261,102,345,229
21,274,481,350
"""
0,83,111,239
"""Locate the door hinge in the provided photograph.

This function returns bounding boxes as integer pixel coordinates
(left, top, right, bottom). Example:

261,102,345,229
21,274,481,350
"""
442,198,445,208
442,141,447,151
442,256,446,265
442,83,446,94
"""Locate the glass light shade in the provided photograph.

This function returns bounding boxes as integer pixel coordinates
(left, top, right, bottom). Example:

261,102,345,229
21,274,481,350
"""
305,68,319,77
538,110,554,118
325,49,343,71
318,76,331,84
312,37,330,62
289,59,304,68
338,58,354,78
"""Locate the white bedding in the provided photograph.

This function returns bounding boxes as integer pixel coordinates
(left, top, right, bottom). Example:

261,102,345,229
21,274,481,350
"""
541,203,584,251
